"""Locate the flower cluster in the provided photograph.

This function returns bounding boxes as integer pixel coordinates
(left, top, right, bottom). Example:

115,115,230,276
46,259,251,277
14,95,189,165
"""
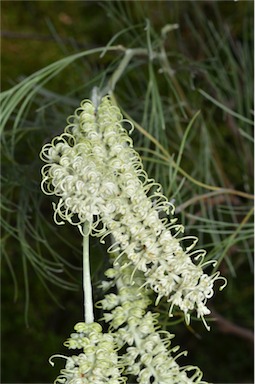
40,96,225,323
50,322,126,384
98,259,207,384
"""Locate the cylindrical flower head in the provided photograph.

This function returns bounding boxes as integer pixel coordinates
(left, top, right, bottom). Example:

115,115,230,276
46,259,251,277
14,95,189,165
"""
99,259,207,384
50,322,126,384
40,96,225,323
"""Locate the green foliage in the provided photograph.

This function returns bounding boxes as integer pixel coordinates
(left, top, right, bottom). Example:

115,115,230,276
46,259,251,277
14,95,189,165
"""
1,1,253,383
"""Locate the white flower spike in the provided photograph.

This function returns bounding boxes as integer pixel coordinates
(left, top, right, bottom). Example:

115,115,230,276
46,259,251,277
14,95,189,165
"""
40,96,226,325
98,259,208,384
50,322,126,384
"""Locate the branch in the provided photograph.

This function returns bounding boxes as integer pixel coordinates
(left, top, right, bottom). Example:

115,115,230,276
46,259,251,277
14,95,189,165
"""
210,308,254,344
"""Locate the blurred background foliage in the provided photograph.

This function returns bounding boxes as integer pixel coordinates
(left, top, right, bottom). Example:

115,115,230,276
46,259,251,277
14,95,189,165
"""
1,1,254,383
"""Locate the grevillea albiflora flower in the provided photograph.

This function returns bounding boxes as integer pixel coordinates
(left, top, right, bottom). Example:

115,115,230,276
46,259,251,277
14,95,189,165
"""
40,96,226,325
98,257,207,384
50,322,126,384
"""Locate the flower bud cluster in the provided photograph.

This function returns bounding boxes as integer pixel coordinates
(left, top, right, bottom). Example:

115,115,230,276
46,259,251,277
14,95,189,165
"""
50,322,126,384
99,260,207,384
40,96,225,322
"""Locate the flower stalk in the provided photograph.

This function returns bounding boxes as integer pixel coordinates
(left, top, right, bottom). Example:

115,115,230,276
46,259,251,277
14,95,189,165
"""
83,222,94,324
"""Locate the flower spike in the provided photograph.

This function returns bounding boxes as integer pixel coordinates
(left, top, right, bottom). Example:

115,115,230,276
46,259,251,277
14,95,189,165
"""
40,96,225,322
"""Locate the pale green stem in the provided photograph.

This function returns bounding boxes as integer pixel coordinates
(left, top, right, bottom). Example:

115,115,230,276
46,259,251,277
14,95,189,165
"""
106,48,154,93
83,222,94,323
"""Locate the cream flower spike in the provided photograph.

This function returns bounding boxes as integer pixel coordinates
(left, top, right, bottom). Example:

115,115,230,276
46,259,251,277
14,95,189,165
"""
49,322,126,384
98,259,207,384
40,96,226,326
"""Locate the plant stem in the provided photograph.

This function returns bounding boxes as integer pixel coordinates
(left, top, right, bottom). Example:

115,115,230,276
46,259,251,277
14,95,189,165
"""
83,222,94,323
105,48,153,93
